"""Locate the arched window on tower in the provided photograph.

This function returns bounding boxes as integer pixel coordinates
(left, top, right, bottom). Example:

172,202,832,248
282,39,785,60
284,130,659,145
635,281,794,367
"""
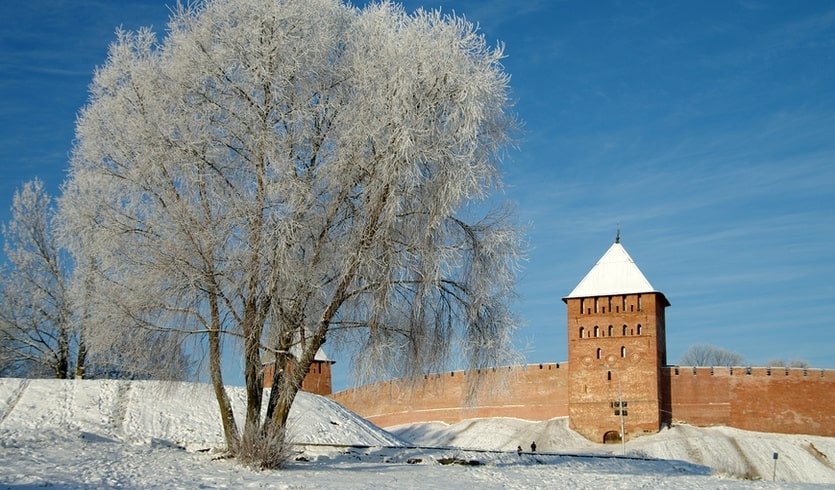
607,371,612,381
594,298,599,313
608,325,614,337
580,298,584,314
637,324,642,335
596,348,601,359
594,326,600,338
579,327,585,339
621,346,626,358
622,325,628,336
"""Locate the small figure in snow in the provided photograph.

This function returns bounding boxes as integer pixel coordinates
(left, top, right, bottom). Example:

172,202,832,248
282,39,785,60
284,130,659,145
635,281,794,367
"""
516,445,522,456
530,441,537,453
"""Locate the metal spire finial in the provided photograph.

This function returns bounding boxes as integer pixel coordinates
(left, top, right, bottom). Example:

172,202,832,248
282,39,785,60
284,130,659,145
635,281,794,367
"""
615,226,621,244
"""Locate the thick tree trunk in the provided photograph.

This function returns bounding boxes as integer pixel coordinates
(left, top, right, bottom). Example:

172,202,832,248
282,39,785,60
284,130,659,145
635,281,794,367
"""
208,292,240,453
262,351,292,432
243,146,267,444
262,354,284,430
242,303,264,447
270,384,298,442
264,354,306,440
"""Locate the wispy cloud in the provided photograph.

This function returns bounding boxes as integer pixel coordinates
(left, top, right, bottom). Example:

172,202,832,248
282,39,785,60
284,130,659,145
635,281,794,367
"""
442,0,552,29
2,0,834,385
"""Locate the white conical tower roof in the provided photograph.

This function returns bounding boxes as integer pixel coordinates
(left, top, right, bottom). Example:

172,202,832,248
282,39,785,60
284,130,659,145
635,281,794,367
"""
262,346,334,364
563,239,668,304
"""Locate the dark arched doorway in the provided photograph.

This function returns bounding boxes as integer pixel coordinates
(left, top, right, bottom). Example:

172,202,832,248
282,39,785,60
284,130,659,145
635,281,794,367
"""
603,430,621,444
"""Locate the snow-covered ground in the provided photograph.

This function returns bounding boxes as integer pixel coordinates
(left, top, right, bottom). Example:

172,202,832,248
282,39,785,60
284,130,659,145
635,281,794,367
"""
1,378,832,489
391,418,835,484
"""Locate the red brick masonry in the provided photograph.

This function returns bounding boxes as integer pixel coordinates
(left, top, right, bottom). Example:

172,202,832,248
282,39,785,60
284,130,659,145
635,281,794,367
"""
331,363,568,428
263,360,333,396
331,363,835,438
662,366,835,437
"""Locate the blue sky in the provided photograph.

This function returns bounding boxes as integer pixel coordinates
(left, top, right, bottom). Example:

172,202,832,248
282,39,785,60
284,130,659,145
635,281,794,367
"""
2,1,834,390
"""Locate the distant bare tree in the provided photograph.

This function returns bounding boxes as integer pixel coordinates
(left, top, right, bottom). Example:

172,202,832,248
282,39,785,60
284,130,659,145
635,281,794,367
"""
679,344,744,367
59,0,520,468
766,358,810,369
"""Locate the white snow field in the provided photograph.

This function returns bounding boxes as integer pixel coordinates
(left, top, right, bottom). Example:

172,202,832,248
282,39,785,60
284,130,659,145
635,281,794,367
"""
390,418,835,485
0,378,832,489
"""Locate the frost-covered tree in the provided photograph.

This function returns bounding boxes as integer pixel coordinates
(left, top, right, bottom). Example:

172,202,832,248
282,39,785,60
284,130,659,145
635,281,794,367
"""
679,343,744,367
0,179,190,381
59,0,520,467
67,254,192,381
0,180,77,378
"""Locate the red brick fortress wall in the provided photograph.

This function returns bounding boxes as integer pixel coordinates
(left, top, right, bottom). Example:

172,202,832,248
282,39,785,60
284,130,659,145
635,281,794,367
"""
664,366,835,436
329,363,569,428
330,363,835,438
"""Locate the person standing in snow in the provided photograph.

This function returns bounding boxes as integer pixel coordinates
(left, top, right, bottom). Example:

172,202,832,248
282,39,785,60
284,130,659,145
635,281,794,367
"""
530,441,537,453
517,445,522,455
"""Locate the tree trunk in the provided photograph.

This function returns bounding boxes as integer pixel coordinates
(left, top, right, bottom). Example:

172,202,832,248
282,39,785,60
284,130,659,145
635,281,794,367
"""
263,351,291,434
75,335,87,379
243,145,268,445
208,292,239,453
242,302,264,447
270,386,298,443
265,354,306,439
57,327,69,379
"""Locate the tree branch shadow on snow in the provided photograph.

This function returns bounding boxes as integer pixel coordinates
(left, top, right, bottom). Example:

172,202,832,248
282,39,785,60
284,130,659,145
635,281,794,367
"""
279,444,713,479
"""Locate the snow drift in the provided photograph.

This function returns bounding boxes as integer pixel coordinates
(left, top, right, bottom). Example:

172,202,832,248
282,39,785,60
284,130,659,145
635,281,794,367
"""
390,417,835,484
2,378,833,488
0,377,404,450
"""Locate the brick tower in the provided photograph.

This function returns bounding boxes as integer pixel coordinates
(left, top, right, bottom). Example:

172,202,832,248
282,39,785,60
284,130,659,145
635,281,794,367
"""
263,347,335,396
562,236,669,442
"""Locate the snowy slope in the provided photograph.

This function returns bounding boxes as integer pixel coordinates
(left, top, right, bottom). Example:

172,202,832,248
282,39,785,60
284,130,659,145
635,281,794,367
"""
389,417,835,484
391,417,590,453
1,378,832,489
0,377,404,449
632,424,835,484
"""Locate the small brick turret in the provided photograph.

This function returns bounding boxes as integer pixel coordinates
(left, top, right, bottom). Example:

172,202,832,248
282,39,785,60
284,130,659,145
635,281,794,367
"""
262,347,334,396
